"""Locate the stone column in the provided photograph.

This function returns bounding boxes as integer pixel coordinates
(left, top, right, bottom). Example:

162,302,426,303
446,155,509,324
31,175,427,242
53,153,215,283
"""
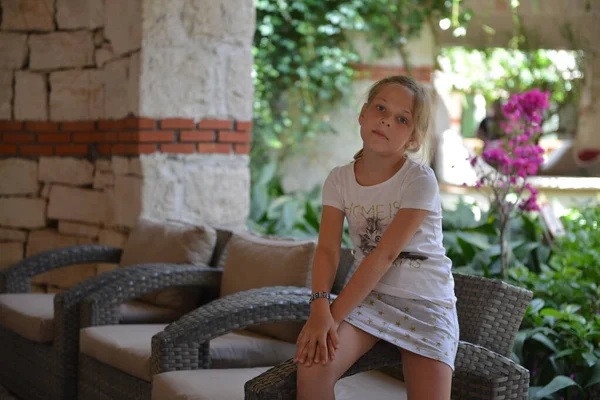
0,0,255,292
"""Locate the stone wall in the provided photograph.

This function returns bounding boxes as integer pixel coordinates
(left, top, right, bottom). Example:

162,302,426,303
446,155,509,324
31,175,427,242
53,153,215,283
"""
0,0,256,292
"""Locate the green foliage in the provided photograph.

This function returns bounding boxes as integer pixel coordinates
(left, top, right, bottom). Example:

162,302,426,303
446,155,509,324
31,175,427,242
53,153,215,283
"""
510,204,600,399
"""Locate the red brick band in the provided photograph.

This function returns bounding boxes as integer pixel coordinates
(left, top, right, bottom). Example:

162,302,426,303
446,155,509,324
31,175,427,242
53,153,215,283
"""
0,118,252,157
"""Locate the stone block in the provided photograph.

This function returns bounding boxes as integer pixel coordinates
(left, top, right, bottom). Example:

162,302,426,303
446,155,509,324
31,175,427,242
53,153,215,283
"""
0,198,46,229
0,228,27,242
1,0,54,31
47,185,107,224
95,45,116,68
56,0,104,29
0,70,13,119
0,33,28,69
98,229,127,248
95,159,112,172
50,69,104,121
0,158,38,195
93,171,115,189
14,71,48,121
38,157,94,185
58,221,100,238
30,31,94,70
0,242,24,270
111,156,129,175
28,229,97,288
104,57,131,119
109,176,142,228
40,183,51,199
105,0,141,56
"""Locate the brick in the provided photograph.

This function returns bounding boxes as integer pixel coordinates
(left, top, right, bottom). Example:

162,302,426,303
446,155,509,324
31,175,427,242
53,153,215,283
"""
180,130,215,142
159,118,195,129
118,132,139,142
98,119,126,130
138,131,175,142
111,144,156,155
234,144,251,154
218,131,251,143
160,143,195,154
55,144,89,155
61,121,95,131
98,229,127,247
124,117,156,129
197,119,232,130
37,133,71,143
0,145,17,155
236,121,253,131
92,132,118,142
96,144,112,155
72,132,94,142
20,145,54,156
3,133,35,143
25,122,59,132
197,143,232,154
0,121,24,131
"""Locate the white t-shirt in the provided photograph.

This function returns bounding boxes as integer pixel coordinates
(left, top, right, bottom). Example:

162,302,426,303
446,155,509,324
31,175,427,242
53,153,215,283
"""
322,158,456,307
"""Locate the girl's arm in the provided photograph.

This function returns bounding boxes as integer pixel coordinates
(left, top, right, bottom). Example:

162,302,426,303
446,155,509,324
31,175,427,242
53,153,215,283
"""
310,205,345,300
329,207,429,324
294,205,344,366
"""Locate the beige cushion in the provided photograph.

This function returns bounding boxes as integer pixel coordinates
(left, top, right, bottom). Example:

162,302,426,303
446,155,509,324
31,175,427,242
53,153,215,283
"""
120,218,218,310
119,301,186,324
79,325,297,382
151,368,407,400
0,293,189,344
0,294,54,343
220,232,316,343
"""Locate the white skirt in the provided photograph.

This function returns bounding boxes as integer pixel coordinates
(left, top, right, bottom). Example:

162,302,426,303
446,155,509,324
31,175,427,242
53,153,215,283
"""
345,291,460,370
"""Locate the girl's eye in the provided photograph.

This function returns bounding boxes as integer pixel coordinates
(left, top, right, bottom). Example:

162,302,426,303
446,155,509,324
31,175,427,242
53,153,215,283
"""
398,117,408,124
376,105,385,111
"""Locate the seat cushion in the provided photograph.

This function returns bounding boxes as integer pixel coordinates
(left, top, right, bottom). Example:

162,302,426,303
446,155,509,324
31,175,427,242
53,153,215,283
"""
0,294,186,344
120,217,218,310
79,326,297,382
152,368,407,400
0,293,54,343
219,232,316,343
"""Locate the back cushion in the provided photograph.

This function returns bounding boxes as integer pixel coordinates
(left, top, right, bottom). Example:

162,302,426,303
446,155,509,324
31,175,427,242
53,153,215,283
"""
119,218,218,310
220,232,317,343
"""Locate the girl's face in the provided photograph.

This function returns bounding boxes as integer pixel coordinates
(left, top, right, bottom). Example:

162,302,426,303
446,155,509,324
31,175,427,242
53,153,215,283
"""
358,84,415,157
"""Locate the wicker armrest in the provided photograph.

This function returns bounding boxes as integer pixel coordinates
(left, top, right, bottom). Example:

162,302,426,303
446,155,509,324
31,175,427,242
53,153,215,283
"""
80,264,223,328
151,287,313,374
0,245,123,293
244,341,529,400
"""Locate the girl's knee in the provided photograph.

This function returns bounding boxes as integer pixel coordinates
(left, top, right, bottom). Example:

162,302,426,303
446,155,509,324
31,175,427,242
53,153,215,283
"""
297,364,336,392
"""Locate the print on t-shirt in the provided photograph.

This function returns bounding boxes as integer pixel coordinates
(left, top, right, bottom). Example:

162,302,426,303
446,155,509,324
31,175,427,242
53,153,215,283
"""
353,204,423,270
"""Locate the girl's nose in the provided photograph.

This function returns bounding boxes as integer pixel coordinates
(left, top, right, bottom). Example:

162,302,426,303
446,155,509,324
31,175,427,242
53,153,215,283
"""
381,118,391,127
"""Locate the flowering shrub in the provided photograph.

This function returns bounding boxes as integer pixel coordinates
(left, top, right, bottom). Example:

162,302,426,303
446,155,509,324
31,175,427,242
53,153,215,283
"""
470,88,550,278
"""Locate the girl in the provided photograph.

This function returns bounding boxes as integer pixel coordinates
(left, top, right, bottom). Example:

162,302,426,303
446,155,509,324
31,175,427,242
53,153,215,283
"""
294,75,458,400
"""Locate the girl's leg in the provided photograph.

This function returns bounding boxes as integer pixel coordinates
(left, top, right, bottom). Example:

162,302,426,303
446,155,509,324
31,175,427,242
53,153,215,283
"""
297,321,379,400
400,349,453,400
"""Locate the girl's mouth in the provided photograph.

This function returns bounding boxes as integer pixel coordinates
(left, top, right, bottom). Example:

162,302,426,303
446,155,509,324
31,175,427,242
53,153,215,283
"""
372,130,387,140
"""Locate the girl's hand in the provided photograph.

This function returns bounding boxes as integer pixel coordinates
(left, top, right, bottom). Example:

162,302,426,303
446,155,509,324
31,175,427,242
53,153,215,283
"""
294,304,340,367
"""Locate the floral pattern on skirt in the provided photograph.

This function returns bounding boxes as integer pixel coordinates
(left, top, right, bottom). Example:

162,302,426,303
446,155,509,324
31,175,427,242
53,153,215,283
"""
345,291,460,370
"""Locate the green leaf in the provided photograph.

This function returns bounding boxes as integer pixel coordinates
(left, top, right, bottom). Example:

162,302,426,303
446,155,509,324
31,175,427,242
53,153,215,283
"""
531,333,557,352
455,231,491,250
529,298,545,314
582,352,598,368
530,376,580,399
540,308,563,318
257,162,278,186
585,361,600,388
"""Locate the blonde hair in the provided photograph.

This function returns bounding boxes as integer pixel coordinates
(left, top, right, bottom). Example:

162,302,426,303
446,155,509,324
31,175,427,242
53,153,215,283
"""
354,75,432,160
